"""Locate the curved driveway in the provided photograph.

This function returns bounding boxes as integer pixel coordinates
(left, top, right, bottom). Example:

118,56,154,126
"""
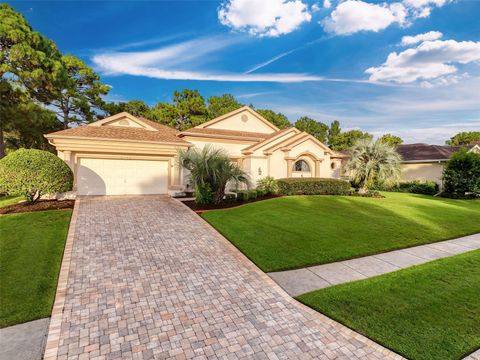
45,196,401,359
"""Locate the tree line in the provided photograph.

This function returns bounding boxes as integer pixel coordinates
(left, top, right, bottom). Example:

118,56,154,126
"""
1,4,478,159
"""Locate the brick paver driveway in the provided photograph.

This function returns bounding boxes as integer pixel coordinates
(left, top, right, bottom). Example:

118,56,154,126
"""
45,196,401,360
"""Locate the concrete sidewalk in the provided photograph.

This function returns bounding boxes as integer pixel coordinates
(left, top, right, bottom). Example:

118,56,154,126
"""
269,233,480,296
0,318,49,360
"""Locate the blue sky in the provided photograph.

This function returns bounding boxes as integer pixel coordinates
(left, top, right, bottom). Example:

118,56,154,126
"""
9,0,480,144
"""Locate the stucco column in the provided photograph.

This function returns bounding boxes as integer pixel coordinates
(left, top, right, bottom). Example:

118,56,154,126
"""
315,159,322,177
63,151,73,169
286,159,293,177
172,158,182,186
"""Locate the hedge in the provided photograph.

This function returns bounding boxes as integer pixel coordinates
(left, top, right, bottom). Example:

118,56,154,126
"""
373,181,439,195
277,178,350,196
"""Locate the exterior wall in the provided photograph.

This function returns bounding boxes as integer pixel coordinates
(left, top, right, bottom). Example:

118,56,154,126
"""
246,156,269,185
203,111,276,134
401,162,444,186
268,151,288,179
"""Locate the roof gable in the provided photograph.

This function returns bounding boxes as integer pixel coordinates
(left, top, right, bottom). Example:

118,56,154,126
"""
91,112,158,131
194,106,279,134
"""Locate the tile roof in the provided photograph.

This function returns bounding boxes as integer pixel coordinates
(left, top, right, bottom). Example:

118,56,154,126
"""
396,143,461,161
179,127,276,140
46,117,189,144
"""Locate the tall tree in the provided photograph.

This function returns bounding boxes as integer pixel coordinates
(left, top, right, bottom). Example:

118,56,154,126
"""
294,116,329,142
379,133,403,146
330,130,373,151
0,4,62,157
207,94,242,120
446,132,480,146
327,120,341,147
104,99,151,117
256,109,291,129
0,4,62,103
0,80,60,156
50,55,110,128
172,89,207,130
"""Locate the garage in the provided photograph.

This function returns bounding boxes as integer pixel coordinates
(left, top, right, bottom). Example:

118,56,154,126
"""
77,158,169,195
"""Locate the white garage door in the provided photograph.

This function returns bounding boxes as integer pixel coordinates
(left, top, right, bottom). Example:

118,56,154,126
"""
77,158,169,195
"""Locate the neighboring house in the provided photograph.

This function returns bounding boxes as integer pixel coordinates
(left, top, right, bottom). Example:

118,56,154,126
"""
45,106,344,196
397,142,479,187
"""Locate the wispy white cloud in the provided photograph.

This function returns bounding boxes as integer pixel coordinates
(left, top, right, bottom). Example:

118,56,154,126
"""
244,49,296,73
93,36,326,83
218,0,312,37
93,35,386,84
236,91,280,99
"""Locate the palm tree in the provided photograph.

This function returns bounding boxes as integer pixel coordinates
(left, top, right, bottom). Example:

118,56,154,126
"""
179,145,250,204
346,138,401,193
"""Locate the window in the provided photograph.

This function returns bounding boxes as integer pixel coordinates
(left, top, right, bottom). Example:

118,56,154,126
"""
331,162,336,169
293,160,310,172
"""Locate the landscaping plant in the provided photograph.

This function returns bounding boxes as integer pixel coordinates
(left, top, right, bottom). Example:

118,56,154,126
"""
0,148,73,203
346,138,401,193
256,176,278,195
179,145,249,205
443,148,480,196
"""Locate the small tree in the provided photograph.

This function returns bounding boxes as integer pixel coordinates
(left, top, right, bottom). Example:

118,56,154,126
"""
347,138,401,193
443,149,480,195
179,146,249,204
0,148,73,203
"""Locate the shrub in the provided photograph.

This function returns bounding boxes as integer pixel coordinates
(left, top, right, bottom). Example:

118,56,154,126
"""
193,183,213,205
443,149,480,195
224,193,237,202
0,148,73,203
277,178,350,196
236,189,258,201
256,176,278,195
256,189,266,197
373,181,439,195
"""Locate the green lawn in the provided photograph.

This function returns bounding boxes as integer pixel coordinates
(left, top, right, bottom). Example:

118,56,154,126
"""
201,193,480,272
297,250,480,360
0,210,72,327
0,195,24,208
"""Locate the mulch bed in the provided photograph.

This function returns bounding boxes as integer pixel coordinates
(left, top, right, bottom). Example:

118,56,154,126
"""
182,194,282,213
0,200,75,215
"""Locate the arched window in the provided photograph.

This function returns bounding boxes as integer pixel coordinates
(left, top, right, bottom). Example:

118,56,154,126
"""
293,160,310,172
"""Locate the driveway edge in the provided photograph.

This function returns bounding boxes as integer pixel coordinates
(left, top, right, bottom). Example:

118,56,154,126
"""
43,199,81,360
173,198,404,359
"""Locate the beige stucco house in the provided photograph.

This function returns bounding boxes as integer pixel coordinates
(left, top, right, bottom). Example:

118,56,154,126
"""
45,106,344,196
397,143,480,188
